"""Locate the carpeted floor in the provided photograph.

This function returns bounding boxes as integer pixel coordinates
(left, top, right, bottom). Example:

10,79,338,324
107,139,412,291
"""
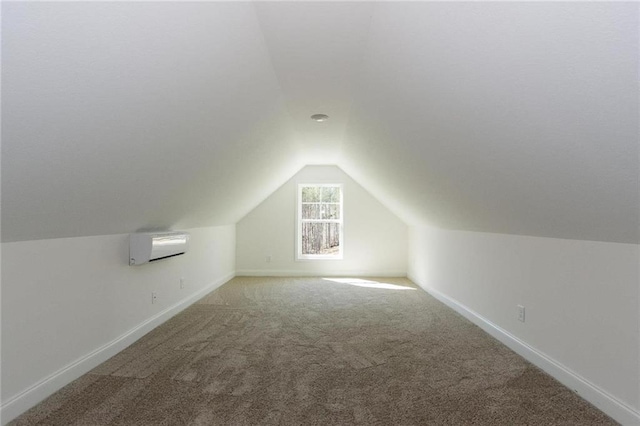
10,276,616,425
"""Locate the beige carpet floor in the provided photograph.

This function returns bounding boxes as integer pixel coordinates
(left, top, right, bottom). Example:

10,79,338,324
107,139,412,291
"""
10,276,616,425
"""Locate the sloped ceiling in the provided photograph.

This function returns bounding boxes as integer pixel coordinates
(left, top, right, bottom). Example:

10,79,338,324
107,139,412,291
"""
3,2,638,244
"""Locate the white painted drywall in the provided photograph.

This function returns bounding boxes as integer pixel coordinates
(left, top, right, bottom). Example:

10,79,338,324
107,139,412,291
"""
408,226,640,422
2,2,303,243
6,2,637,245
236,165,407,276
0,225,235,423
341,2,638,244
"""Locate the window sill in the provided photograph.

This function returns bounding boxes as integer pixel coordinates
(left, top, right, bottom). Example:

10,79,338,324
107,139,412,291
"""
296,255,344,261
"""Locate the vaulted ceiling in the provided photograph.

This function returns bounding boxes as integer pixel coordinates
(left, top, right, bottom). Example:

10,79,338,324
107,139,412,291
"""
3,2,638,243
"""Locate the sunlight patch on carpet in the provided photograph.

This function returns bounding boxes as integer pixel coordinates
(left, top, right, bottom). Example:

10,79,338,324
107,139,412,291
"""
322,278,416,291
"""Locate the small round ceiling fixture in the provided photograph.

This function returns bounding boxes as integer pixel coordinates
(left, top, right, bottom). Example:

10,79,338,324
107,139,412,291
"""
311,113,329,122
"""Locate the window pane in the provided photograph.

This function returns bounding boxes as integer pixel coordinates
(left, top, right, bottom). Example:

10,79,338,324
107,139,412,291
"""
302,203,320,220
322,203,340,219
321,187,339,203
301,222,341,255
302,186,320,202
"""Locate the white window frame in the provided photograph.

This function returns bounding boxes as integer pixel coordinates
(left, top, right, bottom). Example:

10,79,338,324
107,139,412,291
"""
296,183,344,260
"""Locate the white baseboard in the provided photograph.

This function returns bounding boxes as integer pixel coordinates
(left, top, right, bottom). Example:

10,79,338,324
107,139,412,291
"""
236,269,407,278
0,272,235,426
407,274,640,426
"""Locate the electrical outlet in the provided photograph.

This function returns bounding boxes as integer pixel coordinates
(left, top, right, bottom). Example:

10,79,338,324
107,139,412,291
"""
180,277,185,289
152,292,157,304
266,255,272,263
517,305,525,322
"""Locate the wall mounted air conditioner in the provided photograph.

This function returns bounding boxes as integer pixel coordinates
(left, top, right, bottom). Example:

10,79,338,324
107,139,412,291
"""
129,231,190,265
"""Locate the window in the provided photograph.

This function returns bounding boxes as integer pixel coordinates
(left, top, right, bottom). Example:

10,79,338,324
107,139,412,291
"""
297,184,343,260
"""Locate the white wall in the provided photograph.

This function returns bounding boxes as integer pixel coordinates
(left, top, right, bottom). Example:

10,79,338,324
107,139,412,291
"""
236,165,407,276
0,225,235,424
408,226,640,425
